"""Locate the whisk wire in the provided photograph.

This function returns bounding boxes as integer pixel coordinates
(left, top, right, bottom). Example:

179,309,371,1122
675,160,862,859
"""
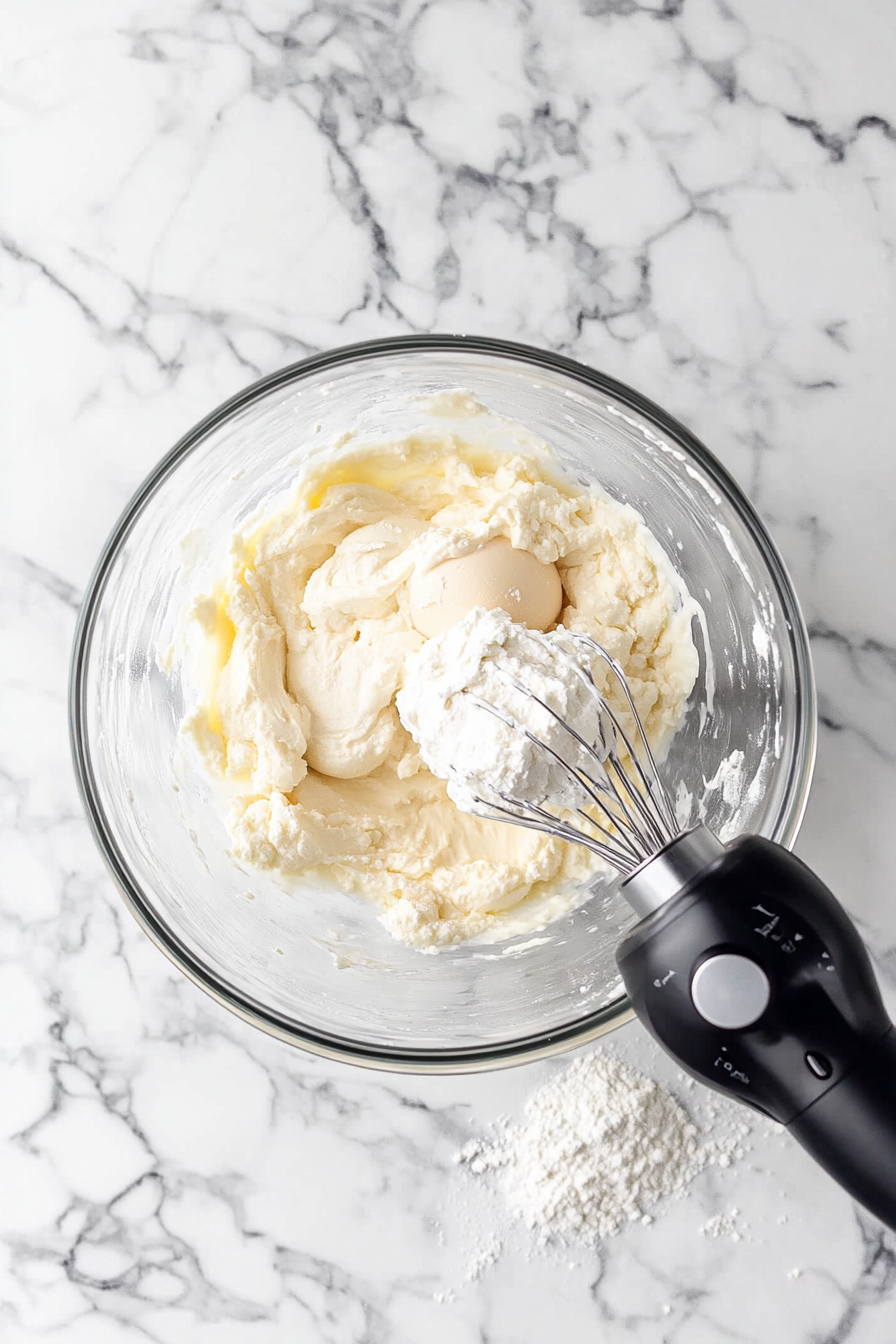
481,675,651,863
558,633,679,836
495,659,672,858
460,632,680,877
464,787,639,873
469,693,647,865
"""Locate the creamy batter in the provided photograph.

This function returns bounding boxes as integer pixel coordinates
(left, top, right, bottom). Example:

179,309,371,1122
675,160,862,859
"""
179,392,698,949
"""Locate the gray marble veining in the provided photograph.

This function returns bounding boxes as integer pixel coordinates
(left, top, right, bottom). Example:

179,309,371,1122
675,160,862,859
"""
3,0,896,1338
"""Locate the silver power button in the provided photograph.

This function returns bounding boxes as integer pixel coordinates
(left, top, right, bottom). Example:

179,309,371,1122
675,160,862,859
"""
691,954,771,1030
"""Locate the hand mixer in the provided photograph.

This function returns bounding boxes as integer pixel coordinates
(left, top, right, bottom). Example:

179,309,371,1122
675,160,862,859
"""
464,631,896,1231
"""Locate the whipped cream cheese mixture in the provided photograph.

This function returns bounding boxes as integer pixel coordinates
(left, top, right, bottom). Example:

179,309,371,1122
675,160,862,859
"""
178,392,698,949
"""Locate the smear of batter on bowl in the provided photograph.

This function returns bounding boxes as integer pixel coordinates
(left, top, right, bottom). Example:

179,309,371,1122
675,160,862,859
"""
177,391,699,949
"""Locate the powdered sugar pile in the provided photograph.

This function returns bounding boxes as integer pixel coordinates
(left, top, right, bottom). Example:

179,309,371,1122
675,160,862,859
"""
702,1208,746,1241
457,1052,746,1242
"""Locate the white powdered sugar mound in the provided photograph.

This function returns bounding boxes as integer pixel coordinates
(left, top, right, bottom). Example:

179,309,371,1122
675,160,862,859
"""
457,1052,745,1242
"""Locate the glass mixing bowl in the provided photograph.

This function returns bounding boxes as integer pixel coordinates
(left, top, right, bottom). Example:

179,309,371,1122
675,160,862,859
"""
70,336,816,1072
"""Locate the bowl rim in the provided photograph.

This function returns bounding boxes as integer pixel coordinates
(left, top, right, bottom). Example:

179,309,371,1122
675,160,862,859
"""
69,333,817,1073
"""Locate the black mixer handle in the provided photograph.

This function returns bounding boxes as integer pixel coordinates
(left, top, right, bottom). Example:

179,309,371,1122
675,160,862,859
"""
617,836,896,1231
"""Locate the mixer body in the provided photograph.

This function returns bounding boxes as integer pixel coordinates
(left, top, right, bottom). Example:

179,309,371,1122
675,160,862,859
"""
617,834,896,1228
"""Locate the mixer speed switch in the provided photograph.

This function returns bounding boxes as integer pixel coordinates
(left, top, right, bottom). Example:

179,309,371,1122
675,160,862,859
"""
690,954,771,1030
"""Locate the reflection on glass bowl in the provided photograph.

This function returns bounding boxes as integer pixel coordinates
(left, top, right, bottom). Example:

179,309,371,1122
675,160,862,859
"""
69,336,815,1072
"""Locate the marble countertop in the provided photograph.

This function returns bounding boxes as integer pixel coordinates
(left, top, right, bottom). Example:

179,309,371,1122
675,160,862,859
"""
4,0,896,1339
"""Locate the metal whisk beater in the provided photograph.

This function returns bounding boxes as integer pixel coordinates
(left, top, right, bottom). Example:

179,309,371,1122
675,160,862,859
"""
460,631,680,876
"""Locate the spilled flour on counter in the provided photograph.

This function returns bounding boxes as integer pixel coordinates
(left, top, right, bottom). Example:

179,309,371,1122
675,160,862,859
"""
701,1208,747,1241
457,1052,747,1243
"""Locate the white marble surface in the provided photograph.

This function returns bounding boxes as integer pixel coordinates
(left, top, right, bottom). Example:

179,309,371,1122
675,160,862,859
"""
3,0,896,1338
